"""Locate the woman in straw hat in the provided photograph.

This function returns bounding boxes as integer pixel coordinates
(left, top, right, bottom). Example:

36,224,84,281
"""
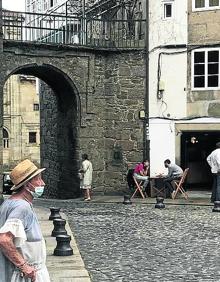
0,159,50,282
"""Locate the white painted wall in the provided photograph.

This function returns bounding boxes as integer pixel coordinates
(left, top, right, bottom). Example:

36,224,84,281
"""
148,1,188,171
149,0,187,118
149,49,187,118
149,0,187,49
149,119,176,176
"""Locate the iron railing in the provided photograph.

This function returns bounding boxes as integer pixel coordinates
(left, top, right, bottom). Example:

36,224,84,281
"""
2,11,146,49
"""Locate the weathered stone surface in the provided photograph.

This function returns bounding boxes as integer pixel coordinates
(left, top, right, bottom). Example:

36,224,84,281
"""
187,101,209,117
208,102,220,117
190,91,214,102
0,42,146,198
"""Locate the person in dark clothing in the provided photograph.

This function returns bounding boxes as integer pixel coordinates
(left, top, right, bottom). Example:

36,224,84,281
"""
162,159,183,199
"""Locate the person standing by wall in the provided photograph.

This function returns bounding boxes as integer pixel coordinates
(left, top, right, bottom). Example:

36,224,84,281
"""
207,142,220,203
0,159,50,282
80,154,93,201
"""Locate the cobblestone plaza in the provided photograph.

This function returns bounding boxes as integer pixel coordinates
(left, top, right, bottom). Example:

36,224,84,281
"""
35,199,220,282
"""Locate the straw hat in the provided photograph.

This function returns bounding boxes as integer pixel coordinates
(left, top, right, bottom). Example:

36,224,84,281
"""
10,159,45,191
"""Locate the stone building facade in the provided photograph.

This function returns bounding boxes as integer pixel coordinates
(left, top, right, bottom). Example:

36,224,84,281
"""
139,0,220,189
2,1,220,197
188,0,220,117
2,9,40,171
172,0,220,187
3,75,40,171
0,41,146,198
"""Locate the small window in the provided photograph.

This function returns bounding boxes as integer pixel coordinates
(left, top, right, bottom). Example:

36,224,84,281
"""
164,3,173,18
50,0,54,7
3,128,9,148
33,103,39,111
29,132,37,143
195,0,205,8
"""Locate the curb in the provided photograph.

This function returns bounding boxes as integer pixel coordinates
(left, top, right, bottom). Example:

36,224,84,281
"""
35,207,91,282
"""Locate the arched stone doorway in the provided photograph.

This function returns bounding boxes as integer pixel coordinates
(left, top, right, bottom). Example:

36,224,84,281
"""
4,63,81,199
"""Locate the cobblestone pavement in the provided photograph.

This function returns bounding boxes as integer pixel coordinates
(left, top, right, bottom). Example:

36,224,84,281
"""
35,199,220,282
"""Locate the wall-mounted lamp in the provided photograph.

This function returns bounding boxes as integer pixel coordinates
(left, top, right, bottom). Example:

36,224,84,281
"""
157,80,165,100
191,137,198,144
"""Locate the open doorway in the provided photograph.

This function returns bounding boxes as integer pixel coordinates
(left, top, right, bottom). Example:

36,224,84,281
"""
181,131,220,190
2,64,81,199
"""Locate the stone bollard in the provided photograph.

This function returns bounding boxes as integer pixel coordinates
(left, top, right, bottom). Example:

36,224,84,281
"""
51,218,67,237
123,195,132,205
212,201,220,212
155,197,165,209
54,235,73,256
49,207,62,220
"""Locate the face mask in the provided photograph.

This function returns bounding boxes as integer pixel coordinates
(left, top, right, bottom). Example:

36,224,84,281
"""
33,186,45,198
28,184,45,198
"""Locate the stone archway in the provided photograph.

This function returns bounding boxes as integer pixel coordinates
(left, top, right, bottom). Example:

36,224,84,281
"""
7,63,81,199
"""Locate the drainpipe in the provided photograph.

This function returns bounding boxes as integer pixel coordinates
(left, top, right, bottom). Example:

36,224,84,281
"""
143,0,149,161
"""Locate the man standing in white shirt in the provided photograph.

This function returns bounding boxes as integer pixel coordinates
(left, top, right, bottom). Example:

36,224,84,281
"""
207,142,220,202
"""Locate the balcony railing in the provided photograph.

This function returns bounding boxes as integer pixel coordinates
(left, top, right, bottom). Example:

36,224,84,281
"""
2,11,146,49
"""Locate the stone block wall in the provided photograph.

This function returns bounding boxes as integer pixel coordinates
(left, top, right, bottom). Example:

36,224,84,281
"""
77,51,146,194
187,2,220,118
39,51,146,197
0,42,145,198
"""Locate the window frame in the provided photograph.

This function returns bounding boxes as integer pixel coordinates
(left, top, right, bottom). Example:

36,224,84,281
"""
192,48,220,90
192,0,220,11
163,0,174,19
164,3,173,19
33,103,39,111
29,131,37,144
3,128,9,149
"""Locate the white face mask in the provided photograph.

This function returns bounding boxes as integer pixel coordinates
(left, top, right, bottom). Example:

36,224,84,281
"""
28,183,45,198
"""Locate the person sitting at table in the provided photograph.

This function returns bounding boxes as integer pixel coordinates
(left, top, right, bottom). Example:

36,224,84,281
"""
133,159,149,192
160,159,183,199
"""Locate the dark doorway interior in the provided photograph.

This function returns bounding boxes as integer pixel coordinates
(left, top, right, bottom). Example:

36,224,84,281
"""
181,131,220,190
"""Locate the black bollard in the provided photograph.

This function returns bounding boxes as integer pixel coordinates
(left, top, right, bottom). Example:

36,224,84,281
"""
155,197,165,209
51,218,67,237
49,207,62,220
0,195,4,206
123,195,132,205
54,235,73,256
212,201,220,212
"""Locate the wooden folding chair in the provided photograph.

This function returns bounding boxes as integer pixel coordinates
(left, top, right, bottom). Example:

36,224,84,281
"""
150,177,166,198
131,176,146,199
172,168,189,200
